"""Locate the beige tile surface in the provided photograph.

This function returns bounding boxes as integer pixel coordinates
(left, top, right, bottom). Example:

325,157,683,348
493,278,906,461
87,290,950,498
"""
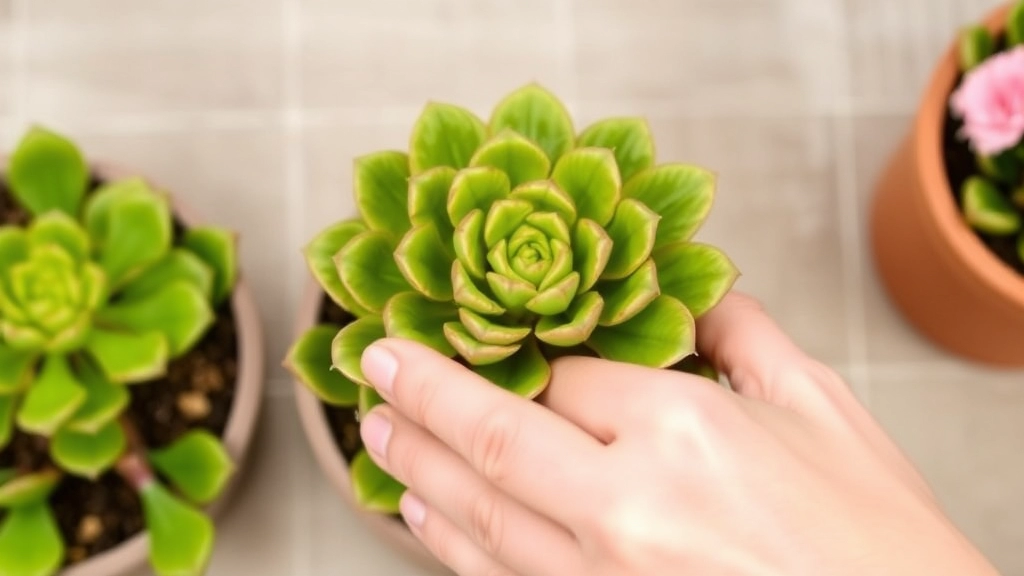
1,0,1023,574
869,367,1024,576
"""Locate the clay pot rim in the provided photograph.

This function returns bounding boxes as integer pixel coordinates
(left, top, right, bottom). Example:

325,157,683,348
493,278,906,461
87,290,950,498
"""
292,279,445,573
915,3,1024,307
0,159,267,576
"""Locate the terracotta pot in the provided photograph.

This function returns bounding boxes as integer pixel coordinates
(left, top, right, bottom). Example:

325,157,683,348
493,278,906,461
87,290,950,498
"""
0,160,266,576
869,3,1024,367
293,280,449,575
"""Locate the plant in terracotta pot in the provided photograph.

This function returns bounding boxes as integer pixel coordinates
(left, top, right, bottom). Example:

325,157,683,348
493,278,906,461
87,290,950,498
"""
870,2,1024,366
0,127,264,576
285,83,738,564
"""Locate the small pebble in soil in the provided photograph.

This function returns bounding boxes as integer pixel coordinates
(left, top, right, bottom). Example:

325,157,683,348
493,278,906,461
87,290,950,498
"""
76,515,103,544
177,391,212,421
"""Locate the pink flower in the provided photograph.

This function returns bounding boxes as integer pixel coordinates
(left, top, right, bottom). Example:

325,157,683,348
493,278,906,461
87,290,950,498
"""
950,45,1024,157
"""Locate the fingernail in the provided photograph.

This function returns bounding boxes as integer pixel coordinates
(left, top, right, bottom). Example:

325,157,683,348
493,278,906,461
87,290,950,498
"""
362,344,397,397
360,411,392,460
400,492,427,528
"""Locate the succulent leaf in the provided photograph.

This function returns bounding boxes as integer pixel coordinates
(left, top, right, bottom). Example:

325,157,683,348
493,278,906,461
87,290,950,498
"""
0,344,35,394
148,431,234,505
350,450,404,514
653,242,739,318
535,291,604,347
587,296,695,368
958,25,993,72
471,340,550,398
383,292,459,356
457,308,531,346
394,223,454,301
358,384,386,417
50,420,126,479
65,359,129,434
452,261,505,316
509,181,577,226
447,167,511,227
577,117,655,182
303,219,372,317
1009,1,1024,46
16,355,86,436
181,226,238,305
0,471,60,508
0,469,13,486
96,282,214,358
961,177,1021,235
489,84,575,164
624,164,715,248
354,151,413,238
336,231,411,313
485,272,537,314
85,328,169,384
285,325,360,406
0,502,64,576
8,126,88,218
27,212,90,263
525,272,580,316
408,166,457,238
140,481,214,576
91,187,172,288
601,199,660,280
470,131,551,188
0,395,13,450
443,322,521,365
483,199,535,248
596,258,660,326
453,209,488,279
331,317,387,386
551,148,621,226
120,249,215,303
410,103,487,174
571,218,613,294
0,228,29,272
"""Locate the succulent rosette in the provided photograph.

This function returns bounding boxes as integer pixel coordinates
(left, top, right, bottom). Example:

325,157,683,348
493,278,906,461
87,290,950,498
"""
287,84,739,512
0,127,238,576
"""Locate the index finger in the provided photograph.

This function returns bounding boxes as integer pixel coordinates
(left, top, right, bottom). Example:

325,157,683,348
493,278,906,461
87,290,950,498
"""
360,338,603,524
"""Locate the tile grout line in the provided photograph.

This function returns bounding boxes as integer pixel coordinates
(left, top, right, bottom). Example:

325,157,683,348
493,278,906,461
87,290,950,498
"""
832,2,871,406
281,0,312,574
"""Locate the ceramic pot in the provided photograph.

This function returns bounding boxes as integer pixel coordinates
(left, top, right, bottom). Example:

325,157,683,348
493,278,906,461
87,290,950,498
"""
869,3,1024,367
0,161,268,576
293,280,448,574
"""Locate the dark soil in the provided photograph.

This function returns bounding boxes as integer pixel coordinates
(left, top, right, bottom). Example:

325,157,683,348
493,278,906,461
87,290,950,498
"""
0,176,239,567
943,42,1024,276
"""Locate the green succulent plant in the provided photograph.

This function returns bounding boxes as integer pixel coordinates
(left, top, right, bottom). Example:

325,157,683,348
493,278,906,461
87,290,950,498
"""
0,127,238,576
286,84,739,513
956,8,1024,266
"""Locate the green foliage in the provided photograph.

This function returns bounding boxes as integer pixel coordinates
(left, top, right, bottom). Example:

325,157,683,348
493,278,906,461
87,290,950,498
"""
0,126,241,576
953,5,1024,257
286,84,739,514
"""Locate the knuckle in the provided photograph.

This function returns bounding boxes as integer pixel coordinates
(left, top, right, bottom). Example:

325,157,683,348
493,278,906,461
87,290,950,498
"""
468,490,506,558
468,408,520,485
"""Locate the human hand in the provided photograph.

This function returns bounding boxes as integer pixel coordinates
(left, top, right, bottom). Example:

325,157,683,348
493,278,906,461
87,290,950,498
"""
356,292,1000,576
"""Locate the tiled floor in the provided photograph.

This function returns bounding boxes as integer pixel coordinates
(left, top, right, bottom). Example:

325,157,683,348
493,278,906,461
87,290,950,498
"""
1,0,1022,574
